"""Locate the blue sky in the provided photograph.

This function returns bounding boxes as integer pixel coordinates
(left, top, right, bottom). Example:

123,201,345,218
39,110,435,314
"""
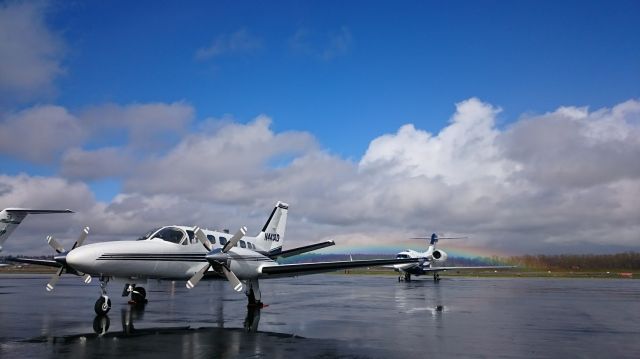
49,0,639,156
1,0,639,254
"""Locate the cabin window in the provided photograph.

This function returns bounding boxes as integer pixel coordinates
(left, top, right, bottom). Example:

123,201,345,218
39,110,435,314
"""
137,227,160,241
396,254,410,259
247,242,253,249
186,230,197,244
207,234,216,244
219,237,228,245
154,227,186,244
240,240,246,248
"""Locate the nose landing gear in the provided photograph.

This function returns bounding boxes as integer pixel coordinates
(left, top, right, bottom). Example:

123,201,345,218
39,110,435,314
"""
94,277,111,315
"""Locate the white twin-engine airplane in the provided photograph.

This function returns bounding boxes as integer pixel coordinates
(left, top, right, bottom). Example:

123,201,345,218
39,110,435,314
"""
0,208,74,252
392,233,514,282
10,202,420,315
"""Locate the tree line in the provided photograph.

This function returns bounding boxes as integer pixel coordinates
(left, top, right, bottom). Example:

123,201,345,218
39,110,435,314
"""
469,252,640,271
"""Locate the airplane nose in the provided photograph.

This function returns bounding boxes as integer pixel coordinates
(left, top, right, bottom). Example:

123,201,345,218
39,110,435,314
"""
66,246,96,273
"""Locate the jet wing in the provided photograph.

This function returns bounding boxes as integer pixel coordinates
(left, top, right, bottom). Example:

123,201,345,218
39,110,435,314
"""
7,257,61,268
3,209,74,214
422,265,516,272
260,257,420,277
267,240,335,259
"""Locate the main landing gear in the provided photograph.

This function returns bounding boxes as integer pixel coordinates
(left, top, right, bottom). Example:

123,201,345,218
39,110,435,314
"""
245,279,264,308
398,272,412,282
123,283,147,306
433,273,441,282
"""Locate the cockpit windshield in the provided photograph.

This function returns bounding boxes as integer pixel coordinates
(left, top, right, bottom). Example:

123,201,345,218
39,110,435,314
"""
153,227,186,244
137,227,160,241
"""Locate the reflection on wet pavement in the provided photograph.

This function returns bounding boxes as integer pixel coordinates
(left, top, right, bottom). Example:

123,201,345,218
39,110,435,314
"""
1,274,639,358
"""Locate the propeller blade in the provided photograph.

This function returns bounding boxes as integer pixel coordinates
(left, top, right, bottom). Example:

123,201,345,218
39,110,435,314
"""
222,226,247,253
186,264,210,289
194,227,212,252
72,226,90,249
46,267,64,292
47,236,65,253
222,266,244,292
82,274,92,284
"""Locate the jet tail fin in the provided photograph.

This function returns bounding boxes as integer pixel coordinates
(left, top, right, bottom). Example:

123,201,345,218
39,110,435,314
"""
0,208,73,252
254,202,288,255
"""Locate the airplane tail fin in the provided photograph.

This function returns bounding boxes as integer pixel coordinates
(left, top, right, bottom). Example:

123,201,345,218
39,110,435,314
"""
254,202,288,255
0,208,73,252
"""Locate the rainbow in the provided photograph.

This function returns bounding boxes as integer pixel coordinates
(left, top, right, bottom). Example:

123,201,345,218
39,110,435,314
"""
319,239,512,258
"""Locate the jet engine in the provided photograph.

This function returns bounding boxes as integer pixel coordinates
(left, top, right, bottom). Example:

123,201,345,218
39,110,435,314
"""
431,249,448,262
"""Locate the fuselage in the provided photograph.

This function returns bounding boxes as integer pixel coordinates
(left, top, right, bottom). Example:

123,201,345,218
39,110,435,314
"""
65,226,278,281
393,248,433,275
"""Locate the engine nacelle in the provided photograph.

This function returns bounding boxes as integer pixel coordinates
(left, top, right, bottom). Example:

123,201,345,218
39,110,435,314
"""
431,249,448,262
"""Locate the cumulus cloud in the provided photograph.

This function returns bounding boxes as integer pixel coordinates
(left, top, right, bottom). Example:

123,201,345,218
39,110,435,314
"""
195,28,262,61
124,115,319,203
0,1,65,104
501,100,640,188
81,101,195,150
1,98,639,255
0,100,194,175
60,147,133,180
360,98,515,184
0,105,85,162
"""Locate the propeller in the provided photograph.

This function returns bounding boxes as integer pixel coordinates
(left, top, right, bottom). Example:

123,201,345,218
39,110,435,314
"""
186,226,247,291
45,227,91,292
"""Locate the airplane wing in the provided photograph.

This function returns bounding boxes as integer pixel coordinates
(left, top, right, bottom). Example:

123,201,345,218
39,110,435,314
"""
260,257,420,277
6,257,61,268
422,265,516,272
267,240,335,259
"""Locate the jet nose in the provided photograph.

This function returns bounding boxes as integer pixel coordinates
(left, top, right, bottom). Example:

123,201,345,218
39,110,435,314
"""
66,246,97,273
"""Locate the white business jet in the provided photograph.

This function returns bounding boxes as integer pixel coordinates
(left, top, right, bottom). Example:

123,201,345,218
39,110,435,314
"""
10,202,420,315
0,208,73,252
393,233,514,282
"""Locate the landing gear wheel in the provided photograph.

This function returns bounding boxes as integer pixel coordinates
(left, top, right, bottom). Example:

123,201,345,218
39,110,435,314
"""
131,287,147,304
94,296,112,315
404,273,411,282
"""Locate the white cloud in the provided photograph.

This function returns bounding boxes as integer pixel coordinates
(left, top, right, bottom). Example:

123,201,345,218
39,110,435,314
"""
360,98,515,185
501,99,640,188
81,101,195,150
60,147,133,180
0,1,65,103
195,28,262,61
1,98,639,255
0,105,85,162
124,115,318,203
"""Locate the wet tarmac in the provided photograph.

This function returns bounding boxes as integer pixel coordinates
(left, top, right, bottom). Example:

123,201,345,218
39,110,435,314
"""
1,274,639,358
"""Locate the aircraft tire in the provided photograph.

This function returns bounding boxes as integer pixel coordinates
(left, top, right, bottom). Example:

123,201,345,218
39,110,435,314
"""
131,287,146,303
94,297,112,315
